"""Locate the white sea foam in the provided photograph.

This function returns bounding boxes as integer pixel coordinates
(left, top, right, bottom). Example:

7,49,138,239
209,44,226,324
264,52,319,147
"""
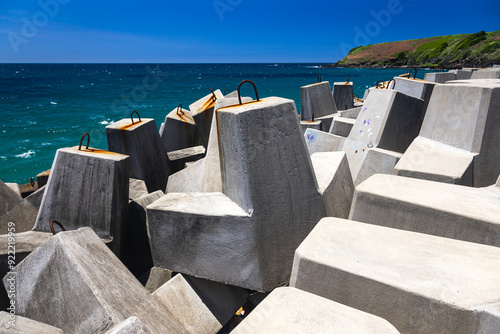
50,101,57,105
15,150,35,158
99,120,114,125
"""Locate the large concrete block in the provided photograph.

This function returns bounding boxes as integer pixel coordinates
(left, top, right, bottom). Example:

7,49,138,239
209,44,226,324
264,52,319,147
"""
189,89,224,148
33,147,129,255
232,287,400,334
354,147,401,186
332,81,354,110
36,169,50,188
290,217,500,334
0,180,22,218
129,178,148,200
148,97,326,291
338,106,361,119
449,69,473,80
106,118,171,193
329,116,355,137
167,145,206,173
160,105,201,153
471,69,500,79
4,227,184,333
311,152,354,218
0,198,38,234
350,174,500,247
392,76,438,112
395,82,500,186
0,311,63,333
424,72,457,83
300,81,337,120
342,89,425,181
304,128,344,155
143,266,172,292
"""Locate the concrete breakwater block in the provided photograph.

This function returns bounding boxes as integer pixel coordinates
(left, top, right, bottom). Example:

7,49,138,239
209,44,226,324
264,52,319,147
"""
339,106,362,119
189,89,224,148
471,69,500,79
153,274,248,332
354,148,402,186
4,227,184,333
104,317,151,334
167,145,206,173
129,178,148,200
290,218,500,334
160,105,201,153
0,180,22,218
350,174,500,247
304,128,344,155
0,196,39,234
300,120,321,135
33,146,129,255
424,71,457,83
395,82,500,187
392,76,438,112
0,311,63,333
232,287,400,334
329,116,355,137
36,169,50,188
310,152,354,218
300,81,337,120
448,69,473,80
106,118,171,193
332,81,354,110
148,97,326,291
342,89,425,182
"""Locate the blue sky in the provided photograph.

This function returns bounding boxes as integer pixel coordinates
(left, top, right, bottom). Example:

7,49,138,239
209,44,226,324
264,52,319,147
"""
0,0,498,63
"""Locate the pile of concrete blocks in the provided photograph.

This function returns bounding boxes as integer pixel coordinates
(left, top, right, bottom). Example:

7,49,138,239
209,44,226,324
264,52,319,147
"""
148,96,354,292
395,80,500,186
299,81,338,134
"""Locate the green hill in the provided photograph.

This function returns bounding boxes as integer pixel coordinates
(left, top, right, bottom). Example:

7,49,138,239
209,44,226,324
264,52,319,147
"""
326,31,500,68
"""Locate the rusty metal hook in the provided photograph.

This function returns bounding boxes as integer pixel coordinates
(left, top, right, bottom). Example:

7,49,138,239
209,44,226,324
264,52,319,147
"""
237,80,260,105
78,133,90,151
346,77,350,84
50,220,66,235
209,87,217,102
30,177,34,187
130,110,141,125
176,103,184,117
386,79,396,89
375,80,385,89
224,89,231,95
409,67,417,79
317,75,322,83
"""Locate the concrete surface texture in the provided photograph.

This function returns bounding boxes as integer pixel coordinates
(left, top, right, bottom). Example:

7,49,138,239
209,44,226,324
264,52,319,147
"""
304,128,344,155
392,76,438,112
350,173,500,247
0,311,63,333
4,227,184,333
338,106,362,119
332,81,354,110
104,317,151,334
33,147,129,255
342,89,425,181
232,287,400,334
329,116,355,137
448,69,473,80
0,180,22,218
188,89,224,148
160,105,201,153
471,69,500,79
300,81,337,120
106,118,171,193
310,152,354,218
129,178,149,200
148,97,326,291
152,274,222,334
424,72,457,83
354,147,401,186
290,217,500,334
395,82,500,186
300,120,322,135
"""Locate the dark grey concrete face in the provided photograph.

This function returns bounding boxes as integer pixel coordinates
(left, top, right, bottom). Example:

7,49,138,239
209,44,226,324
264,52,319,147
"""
33,147,129,255
329,117,355,137
396,82,500,187
290,218,500,334
160,107,201,153
300,81,337,120
106,118,171,193
393,77,438,113
332,82,354,110
189,89,224,148
4,227,184,333
424,72,457,83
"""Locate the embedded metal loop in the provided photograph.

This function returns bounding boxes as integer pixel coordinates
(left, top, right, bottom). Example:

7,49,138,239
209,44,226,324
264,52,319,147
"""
346,77,350,84
375,80,385,89
210,87,217,102
50,220,66,235
386,79,396,90
176,103,184,117
30,177,34,187
78,133,90,151
317,75,322,83
409,67,417,79
130,110,141,125
237,80,260,105
224,89,231,95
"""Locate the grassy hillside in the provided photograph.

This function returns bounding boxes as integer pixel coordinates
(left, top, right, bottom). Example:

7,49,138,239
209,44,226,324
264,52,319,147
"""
326,31,500,68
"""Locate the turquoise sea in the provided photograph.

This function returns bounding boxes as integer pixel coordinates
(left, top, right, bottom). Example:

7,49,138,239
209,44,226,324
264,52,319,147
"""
0,63,431,184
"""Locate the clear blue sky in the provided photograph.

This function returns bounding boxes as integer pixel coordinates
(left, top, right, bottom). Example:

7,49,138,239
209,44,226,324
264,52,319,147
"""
1,0,498,63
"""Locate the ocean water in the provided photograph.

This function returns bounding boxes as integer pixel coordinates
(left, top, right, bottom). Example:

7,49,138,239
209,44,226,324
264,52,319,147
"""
0,63,431,184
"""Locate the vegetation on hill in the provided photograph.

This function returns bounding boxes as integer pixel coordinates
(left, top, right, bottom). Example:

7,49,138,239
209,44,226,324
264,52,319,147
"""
325,31,500,68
